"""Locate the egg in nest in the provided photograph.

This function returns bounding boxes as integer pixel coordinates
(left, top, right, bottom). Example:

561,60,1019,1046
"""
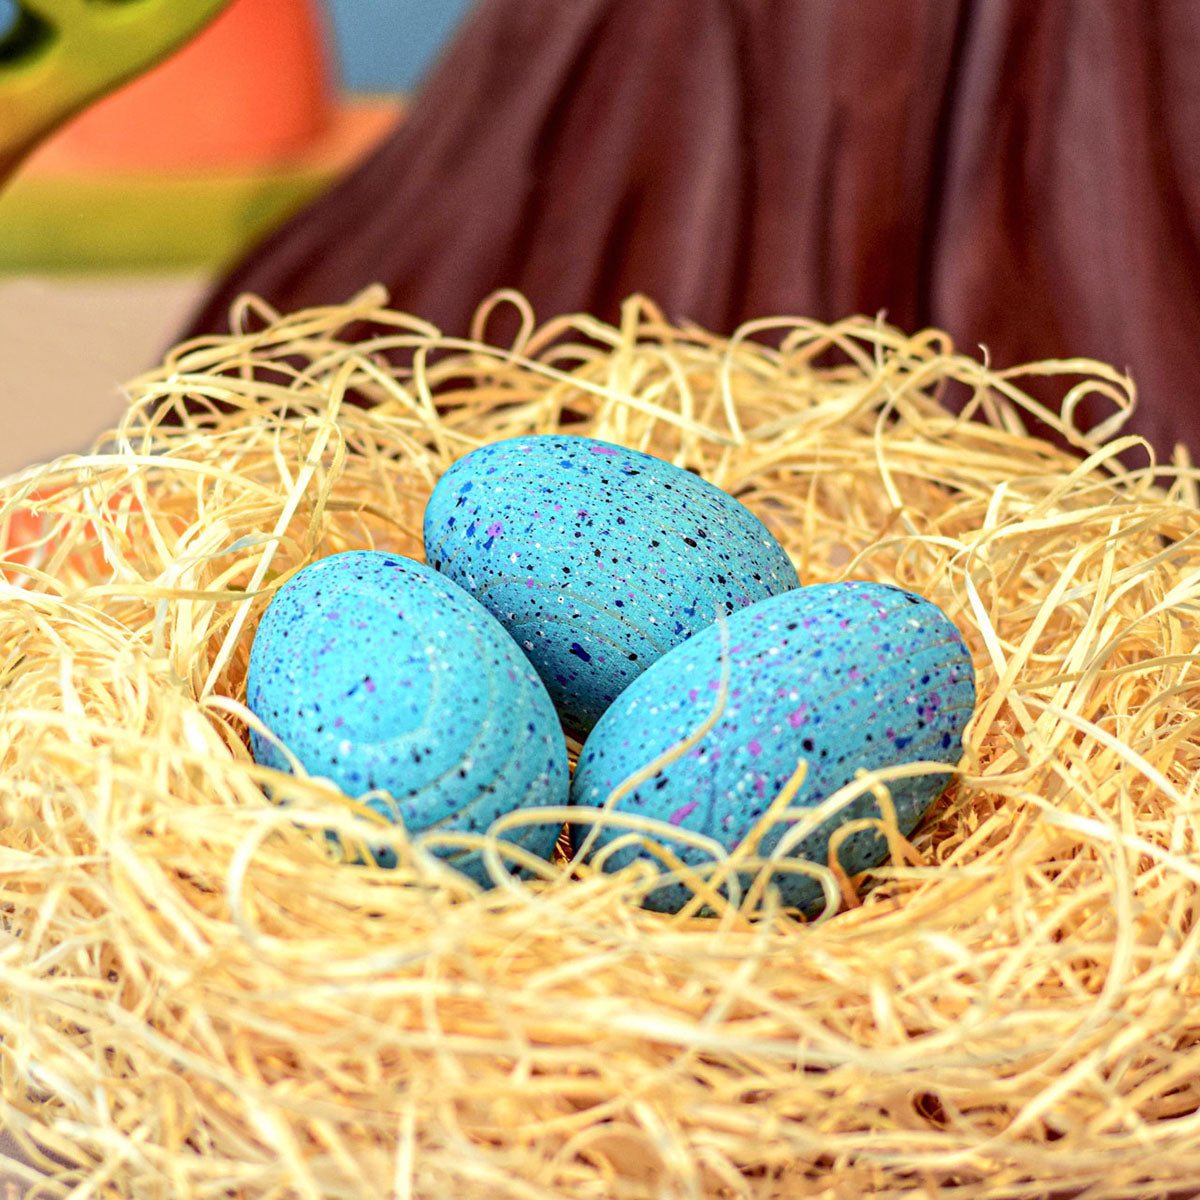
570,581,977,913
423,435,799,737
247,551,568,882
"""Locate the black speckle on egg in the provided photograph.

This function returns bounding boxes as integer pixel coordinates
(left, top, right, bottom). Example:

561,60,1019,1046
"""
422,435,800,739
569,580,977,914
246,550,569,885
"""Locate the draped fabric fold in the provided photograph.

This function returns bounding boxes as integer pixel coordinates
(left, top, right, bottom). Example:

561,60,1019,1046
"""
181,0,1200,460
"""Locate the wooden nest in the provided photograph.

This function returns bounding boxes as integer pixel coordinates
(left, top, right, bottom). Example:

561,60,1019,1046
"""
1,288,1197,1199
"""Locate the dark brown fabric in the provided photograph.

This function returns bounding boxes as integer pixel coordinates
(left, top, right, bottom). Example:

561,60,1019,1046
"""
182,0,1200,462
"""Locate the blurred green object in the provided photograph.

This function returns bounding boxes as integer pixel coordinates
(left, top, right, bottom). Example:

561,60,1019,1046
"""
0,0,401,272
0,168,331,271
0,0,231,183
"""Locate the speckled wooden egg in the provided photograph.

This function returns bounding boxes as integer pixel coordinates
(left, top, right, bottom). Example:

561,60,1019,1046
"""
570,580,976,913
247,550,568,883
422,435,800,738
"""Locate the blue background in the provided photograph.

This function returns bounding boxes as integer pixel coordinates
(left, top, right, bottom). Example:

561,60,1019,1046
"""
321,0,475,93
0,0,476,94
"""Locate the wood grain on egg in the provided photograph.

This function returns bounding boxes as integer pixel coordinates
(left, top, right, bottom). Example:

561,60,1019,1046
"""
423,436,800,738
247,551,568,882
570,581,977,913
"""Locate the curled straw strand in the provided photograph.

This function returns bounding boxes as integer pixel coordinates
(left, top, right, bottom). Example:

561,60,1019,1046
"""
0,289,1198,1198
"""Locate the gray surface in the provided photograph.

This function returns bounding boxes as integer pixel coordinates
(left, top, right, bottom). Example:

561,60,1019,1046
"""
0,273,209,478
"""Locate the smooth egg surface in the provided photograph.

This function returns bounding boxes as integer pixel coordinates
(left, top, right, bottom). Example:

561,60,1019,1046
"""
247,550,568,882
570,581,976,913
422,435,800,738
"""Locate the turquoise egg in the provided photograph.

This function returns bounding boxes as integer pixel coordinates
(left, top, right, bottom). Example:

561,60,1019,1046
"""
422,435,799,738
569,581,976,914
246,550,568,883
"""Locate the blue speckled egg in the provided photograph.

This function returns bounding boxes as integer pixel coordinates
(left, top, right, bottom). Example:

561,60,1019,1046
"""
422,435,800,738
246,550,568,883
570,581,976,913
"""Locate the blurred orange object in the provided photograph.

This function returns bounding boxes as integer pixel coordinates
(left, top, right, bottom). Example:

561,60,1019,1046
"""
1,0,401,269
0,489,142,581
33,0,336,172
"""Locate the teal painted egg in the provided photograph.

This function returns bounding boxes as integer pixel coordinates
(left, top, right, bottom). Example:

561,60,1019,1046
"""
422,435,799,738
247,550,568,883
569,581,976,913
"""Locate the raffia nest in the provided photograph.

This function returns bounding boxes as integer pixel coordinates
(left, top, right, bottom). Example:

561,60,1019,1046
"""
1,288,1198,1200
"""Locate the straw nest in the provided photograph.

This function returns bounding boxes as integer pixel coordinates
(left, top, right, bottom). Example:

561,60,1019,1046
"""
2,288,1199,1200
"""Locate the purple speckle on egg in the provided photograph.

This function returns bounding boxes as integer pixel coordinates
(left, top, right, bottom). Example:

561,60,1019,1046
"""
569,580,977,914
422,435,800,739
246,550,568,883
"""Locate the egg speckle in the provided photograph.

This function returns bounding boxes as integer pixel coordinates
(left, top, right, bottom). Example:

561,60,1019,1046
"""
247,550,568,882
422,435,800,737
569,580,976,913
